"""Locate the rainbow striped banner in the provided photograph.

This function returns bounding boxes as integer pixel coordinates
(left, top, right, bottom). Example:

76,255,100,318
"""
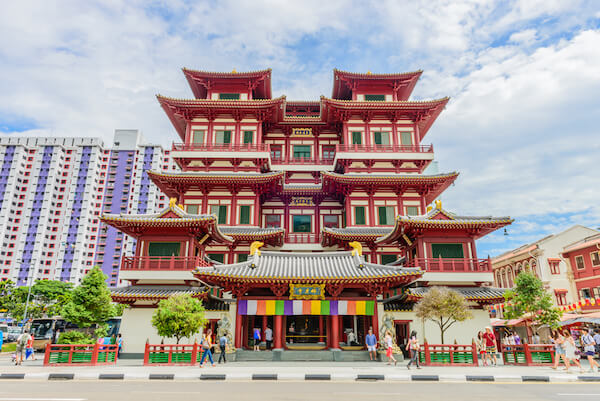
237,300,374,316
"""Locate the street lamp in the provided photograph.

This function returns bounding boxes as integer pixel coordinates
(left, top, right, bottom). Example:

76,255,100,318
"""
17,258,37,332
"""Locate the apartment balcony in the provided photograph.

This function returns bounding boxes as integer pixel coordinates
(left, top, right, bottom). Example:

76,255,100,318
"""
121,256,211,271
405,257,492,273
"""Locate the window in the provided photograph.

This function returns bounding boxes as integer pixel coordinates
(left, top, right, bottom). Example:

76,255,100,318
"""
401,132,413,145
192,130,205,144
354,206,366,225
266,215,281,228
381,254,398,265
270,145,282,160
292,215,311,233
364,94,385,101
243,131,253,144
575,255,585,270
548,259,561,275
373,132,390,145
351,132,362,145
207,253,225,263
591,251,600,267
148,242,180,256
322,145,335,159
239,205,251,224
378,206,395,225
580,288,591,299
218,93,240,100
431,243,464,258
186,204,199,214
293,145,311,159
555,292,567,306
210,205,228,224
593,287,600,298
215,131,232,144
405,206,419,216
238,254,248,263
323,215,338,228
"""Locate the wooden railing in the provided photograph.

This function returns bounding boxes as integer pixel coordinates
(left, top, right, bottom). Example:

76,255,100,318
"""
285,234,320,243
143,342,201,366
172,143,270,152
336,144,433,154
501,344,555,366
418,342,478,366
405,257,492,272
121,256,211,271
271,157,334,165
43,343,118,366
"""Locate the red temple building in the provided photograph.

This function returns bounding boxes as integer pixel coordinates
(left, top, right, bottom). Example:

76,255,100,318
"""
102,68,513,357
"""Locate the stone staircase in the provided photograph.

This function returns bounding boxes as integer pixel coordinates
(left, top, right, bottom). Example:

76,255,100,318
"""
235,349,396,362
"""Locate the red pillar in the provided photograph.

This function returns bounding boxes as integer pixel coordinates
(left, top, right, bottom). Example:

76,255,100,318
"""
262,315,267,343
331,315,340,349
372,297,379,341
274,315,283,349
319,316,324,343
234,307,243,348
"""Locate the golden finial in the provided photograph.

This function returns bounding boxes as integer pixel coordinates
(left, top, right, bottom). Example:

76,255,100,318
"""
427,205,433,213
169,198,177,208
366,70,372,75
232,68,237,73
178,204,184,210
349,241,363,256
250,241,264,256
435,199,442,210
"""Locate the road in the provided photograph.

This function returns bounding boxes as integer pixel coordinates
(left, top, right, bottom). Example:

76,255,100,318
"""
1,381,600,401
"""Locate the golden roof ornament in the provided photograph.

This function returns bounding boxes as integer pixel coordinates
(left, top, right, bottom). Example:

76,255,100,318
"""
250,241,264,256
435,199,442,210
367,70,372,75
232,68,237,73
349,241,363,256
427,205,433,213
169,198,177,208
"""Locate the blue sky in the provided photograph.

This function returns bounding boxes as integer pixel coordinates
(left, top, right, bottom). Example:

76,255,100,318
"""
0,0,599,256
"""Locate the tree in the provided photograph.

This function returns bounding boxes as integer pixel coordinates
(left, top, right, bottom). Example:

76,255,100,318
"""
414,286,473,344
61,266,115,333
503,271,562,330
151,294,207,344
32,280,73,317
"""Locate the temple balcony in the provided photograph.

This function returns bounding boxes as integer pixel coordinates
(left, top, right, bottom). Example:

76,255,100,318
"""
284,233,320,244
405,257,495,285
119,256,212,282
269,156,335,171
170,143,271,160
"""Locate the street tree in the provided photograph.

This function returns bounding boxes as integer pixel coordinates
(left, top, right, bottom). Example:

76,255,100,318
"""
503,271,562,329
32,280,73,317
151,294,207,344
414,286,473,344
61,266,115,333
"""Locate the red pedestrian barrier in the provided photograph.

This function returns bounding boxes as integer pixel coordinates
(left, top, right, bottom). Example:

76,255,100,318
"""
501,344,554,366
143,341,200,366
43,343,118,366
420,341,478,366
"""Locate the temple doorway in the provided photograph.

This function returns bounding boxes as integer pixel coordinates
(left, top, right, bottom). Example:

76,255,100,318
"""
286,315,326,349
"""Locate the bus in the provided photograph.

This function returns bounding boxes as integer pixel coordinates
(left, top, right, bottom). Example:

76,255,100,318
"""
29,317,121,351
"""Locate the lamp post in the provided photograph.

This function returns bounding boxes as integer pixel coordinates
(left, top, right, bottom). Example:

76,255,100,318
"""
18,258,37,332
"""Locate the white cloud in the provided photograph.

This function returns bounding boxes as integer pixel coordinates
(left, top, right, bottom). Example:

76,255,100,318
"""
509,28,538,45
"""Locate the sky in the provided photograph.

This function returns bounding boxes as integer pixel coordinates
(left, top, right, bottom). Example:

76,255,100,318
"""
0,0,599,257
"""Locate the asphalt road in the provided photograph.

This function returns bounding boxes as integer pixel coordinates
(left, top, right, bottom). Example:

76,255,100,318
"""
1,381,600,401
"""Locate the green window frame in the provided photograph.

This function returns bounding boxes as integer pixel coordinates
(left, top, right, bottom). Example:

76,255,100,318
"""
192,130,205,144
210,205,228,224
431,243,464,259
215,130,231,144
239,205,251,224
292,215,311,233
373,132,390,145
218,93,240,100
406,206,419,216
293,145,311,159
351,131,362,145
354,206,366,225
364,94,386,101
186,204,199,214
237,254,248,263
401,132,413,145
243,131,253,144
148,242,180,257
378,206,395,225
207,253,225,263
381,254,398,265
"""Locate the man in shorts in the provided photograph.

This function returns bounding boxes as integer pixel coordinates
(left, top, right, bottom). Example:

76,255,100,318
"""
15,330,32,366
581,328,599,372
365,328,378,361
483,326,497,366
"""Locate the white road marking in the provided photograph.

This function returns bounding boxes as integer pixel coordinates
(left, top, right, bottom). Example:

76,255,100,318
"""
0,398,86,401
557,394,600,397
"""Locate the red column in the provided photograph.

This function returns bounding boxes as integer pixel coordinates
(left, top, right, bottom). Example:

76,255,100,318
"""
391,122,398,147
368,191,375,226
315,202,321,242
230,193,237,225
330,315,340,349
274,315,283,349
254,198,260,226
262,315,267,342
372,297,379,340
319,316,324,343
234,121,240,146
234,307,243,348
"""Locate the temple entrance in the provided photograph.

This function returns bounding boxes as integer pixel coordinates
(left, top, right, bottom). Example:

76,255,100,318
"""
286,315,326,349
340,315,368,349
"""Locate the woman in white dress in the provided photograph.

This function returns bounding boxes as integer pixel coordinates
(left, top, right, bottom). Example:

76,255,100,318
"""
562,330,583,373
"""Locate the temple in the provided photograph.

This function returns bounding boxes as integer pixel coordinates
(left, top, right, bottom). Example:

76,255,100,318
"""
103,67,513,356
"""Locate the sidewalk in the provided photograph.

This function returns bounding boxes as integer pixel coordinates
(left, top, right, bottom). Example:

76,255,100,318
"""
1,353,599,382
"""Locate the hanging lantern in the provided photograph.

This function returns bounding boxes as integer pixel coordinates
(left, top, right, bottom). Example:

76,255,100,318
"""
591,298,596,305
585,298,591,305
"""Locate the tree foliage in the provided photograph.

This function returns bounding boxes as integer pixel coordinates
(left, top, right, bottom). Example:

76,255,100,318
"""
503,271,562,328
151,294,207,344
414,286,473,344
1,279,74,321
61,266,115,329
57,331,94,345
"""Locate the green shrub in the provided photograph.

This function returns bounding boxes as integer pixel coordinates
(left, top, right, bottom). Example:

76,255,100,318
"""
57,331,94,345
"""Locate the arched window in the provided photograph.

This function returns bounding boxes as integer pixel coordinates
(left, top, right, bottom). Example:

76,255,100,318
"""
507,267,514,287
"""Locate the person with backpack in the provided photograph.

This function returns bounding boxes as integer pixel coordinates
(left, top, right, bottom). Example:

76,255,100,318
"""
199,329,215,367
25,334,35,361
406,330,422,369
581,328,599,373
15,330,32,365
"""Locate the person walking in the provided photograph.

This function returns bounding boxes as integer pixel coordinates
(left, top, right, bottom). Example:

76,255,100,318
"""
592,330,600,357
563,330,583,373
0,327,3,353
199,329,215,367
475,331,486,366
551,330,569,370
218,332,228,364
117,334,123,358
265,326,273,350
384,331,397,366
406,330,421,370
531,331,540,345
365,328,378,361
513,331,521,345
253,327,261,351
25,334,35,361
15,330,32,365
581,328,599,372
483,327,497,366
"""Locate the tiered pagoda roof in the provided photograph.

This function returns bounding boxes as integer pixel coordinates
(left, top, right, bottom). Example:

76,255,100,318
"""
182,68,272,99
111,285,229,310
403,286,506,304
220,227,285,247
321,227,392,247
331,69,423,101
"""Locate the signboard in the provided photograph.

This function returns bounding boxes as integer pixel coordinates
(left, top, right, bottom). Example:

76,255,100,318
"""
290,197,314,206
289,283,325,300
291,128,312,137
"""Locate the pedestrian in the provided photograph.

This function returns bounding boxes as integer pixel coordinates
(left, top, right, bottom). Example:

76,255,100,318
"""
347,329,357,346
265,326,273,350
199,329,215,367
406,330,421,370
384,330,397,366
483,327,497,366
563,330,583,373
0,327,3,352
551,330,569,370
218,332,228,364
365,328,377,361
513,331,521,345
531,331,540,345
117,334,123,358
15,330,32,365
592,330,600,356
253,327,261,351
580,328,599,373
25,333,35,361
475,331,486,366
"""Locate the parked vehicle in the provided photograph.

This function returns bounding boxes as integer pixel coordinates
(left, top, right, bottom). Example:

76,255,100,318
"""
29,317,122,350
6,326,21,342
